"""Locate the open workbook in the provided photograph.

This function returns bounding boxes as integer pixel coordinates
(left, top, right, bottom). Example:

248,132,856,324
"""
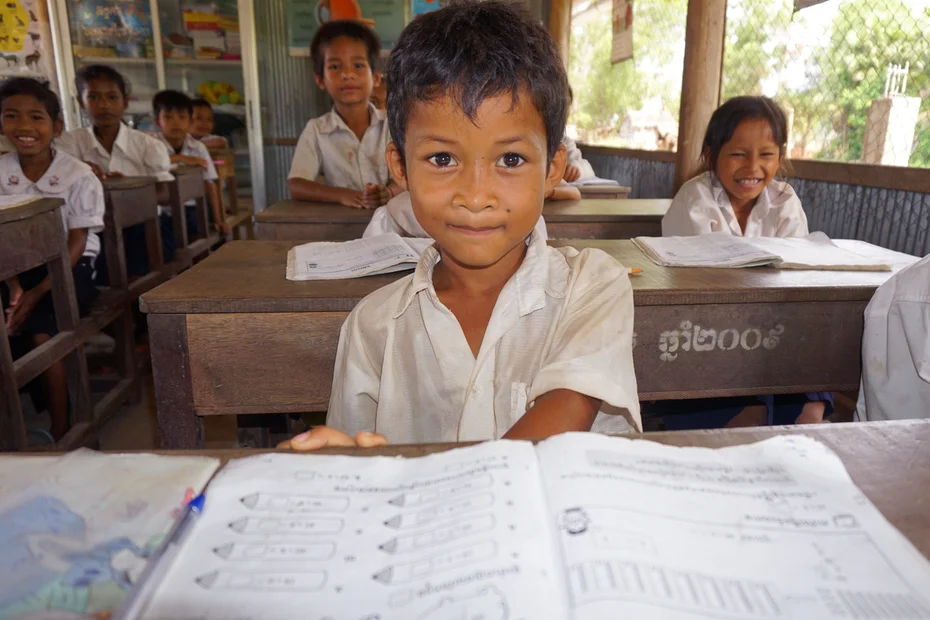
286,234,435,280
634,232,894,271
125,435,930,620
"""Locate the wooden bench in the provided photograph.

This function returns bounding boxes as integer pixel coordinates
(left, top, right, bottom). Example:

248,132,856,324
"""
254,198,671,242
140,239,916,449
1,199,91,450
209,147,254,241
170,165,221,265
577,183,632,199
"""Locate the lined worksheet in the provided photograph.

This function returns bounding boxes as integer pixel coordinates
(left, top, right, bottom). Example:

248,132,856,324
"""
536,434,930,620
141,442,568,620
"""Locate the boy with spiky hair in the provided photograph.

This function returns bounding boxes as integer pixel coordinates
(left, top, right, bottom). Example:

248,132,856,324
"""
283,0,639,450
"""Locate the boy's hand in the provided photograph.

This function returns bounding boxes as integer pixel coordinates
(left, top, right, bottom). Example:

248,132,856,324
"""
84,161,106,179
277,426,388,451
563,164,581,183
104,170,124,179
6,287,41,334
338,189,366,209
362,183,391,208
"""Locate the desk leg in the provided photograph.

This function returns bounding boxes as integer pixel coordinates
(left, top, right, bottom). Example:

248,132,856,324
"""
0,314,27,450
47,250,92,426
149,313,203,448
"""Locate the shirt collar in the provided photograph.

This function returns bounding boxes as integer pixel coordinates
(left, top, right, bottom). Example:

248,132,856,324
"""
392,228,567,320
86,123,130,158
318,103,383,136
1,149,80,195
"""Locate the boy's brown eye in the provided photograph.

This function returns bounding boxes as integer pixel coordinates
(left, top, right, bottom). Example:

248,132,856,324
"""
428,153,455,167
498,153,525,168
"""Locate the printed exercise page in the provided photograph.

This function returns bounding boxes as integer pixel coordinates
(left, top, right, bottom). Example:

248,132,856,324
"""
536,433,930,620
142,441,569,620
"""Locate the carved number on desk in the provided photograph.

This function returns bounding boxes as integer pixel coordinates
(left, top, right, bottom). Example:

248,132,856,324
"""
656,321,785,362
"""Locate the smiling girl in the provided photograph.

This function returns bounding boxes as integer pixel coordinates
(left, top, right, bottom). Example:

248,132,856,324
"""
0,77,105,441
662,96,809,237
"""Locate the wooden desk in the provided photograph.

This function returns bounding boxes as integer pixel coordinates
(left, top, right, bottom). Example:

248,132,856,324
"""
254,198,671,241
0,199,89,450
126,420,927,560
141,239,915,448
577,183,632,199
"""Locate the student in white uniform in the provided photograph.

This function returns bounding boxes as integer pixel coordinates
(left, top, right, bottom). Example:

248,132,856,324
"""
562,135,595,182
0,78,105,441
287,20,401,208
189,99,228,149
280,0,640,451
662,96,809,238
56,65,174,282
652,96,829,429
152,89,228,260
856,254,930,421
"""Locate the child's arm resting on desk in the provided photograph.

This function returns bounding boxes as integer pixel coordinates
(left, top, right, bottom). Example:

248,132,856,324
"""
546,180,582,201
504,390,601,439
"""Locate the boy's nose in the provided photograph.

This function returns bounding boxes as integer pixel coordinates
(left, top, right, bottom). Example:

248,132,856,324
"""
455,162,496,212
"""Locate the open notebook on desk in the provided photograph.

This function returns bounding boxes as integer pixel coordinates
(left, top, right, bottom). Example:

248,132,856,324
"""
122,435,930,620
634,232,893,271
286,234,435,281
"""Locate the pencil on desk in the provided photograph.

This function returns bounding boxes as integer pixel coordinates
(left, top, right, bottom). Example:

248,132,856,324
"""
626,267,643,275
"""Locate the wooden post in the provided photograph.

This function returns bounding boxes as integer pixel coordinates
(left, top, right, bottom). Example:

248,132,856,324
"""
549,0,572,69
674,0,727,191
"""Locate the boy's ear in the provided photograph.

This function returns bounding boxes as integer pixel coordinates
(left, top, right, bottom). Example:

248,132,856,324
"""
545,144,568,194
314,72,326,91
53,118,64,138
386,142,408,190
373,72,383,88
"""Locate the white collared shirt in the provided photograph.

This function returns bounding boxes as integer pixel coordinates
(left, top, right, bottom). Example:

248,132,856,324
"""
56,124,174,182
562,135,595,180
662,171,809,237
288,103,392,191
363,191,549,240
327,231,641,443
154,133,219,182
856,253,930,421
0,150,104,260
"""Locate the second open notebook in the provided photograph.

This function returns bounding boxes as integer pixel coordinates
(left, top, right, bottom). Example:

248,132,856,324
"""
131,434,930,620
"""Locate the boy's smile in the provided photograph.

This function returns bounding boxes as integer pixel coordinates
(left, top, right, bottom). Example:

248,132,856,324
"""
388,89,565,273
191,106,214,139
714,118,781,212
316,36,377,108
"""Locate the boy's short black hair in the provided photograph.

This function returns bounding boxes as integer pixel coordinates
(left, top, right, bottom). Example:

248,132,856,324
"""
153,89,193,117
191,98,212,111
75,64,129,98
0,77,61,121
386,0,569,164
702,96,789,172
310,20,381,79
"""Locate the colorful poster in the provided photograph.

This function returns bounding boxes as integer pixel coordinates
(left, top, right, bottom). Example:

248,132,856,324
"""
288,0,407,56
411,0,440,18
69,0,154,58
611,0,633,64
0,0,55,82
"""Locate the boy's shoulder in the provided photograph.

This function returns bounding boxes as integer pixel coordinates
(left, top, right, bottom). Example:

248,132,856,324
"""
548,244,630,299
183,134,211,158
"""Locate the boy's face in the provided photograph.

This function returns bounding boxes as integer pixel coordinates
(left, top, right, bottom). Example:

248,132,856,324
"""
315,36,378,107
190,105,214,139
80,78,127,129
387,89,566,269
1,94,60,156
156,108,192,144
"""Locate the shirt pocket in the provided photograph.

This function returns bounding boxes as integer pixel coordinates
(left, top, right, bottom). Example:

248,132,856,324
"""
510,382,529,417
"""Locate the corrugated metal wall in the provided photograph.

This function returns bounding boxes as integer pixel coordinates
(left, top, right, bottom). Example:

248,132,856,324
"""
586,150,930,256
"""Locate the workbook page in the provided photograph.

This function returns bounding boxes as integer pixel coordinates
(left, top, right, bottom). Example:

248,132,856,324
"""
142,442,569,620
536,433,930,620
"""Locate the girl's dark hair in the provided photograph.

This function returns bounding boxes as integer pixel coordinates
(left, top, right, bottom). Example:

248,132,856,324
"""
310,20,381,79
75,64,130,99
386,0,569,165
701,96,788,172
0,77,61,121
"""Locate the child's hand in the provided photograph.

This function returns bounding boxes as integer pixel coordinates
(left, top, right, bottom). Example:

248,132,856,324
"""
277,426,388,451
339,189,366,209
362,184,391,208
84,161,106,180
563,164,581,183
104,170,124,179
6,287,40,335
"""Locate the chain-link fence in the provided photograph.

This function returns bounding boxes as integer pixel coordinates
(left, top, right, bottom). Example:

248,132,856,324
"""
722,0,929,167
568,0,686,150
569,0,930,167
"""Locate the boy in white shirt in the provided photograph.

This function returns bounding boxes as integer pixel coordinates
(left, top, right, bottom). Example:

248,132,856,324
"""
152,89,229,257
0,78,105,440
662,96,809,238
856,254,930,421
281,0,639,451
189,99,228,149
56,65,173,282
287,20,401,208
562,135,595,182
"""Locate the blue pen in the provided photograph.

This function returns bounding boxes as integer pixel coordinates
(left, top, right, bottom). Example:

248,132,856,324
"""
116,493,207,620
